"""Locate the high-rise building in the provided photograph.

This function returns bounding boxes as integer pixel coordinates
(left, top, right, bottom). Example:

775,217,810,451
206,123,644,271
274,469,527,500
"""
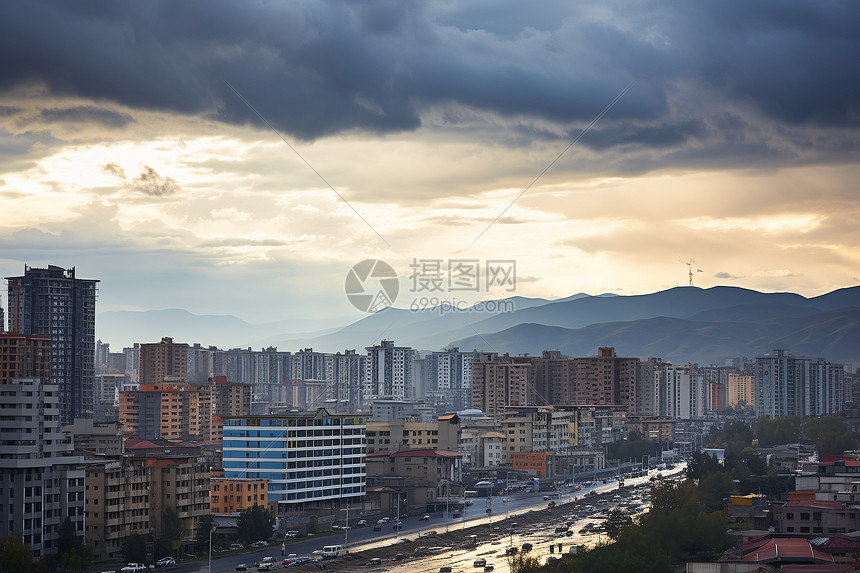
656,364,707,419
571,347,638,412
0,378,85,560
364,340,416,405
728,372,754,409
139,336,189,385
470,353,533,415
6,265,99,424
754,349,843,418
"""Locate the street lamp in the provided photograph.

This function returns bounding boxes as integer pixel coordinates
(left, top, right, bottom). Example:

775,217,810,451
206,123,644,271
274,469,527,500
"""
208,525,216,573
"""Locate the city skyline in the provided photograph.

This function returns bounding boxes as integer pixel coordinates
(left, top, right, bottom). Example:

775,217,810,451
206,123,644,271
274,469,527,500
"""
2,2,859,327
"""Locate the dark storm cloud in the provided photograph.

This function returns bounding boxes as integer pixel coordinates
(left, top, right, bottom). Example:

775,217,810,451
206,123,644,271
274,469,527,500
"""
39,106,134,128
1,0,858,147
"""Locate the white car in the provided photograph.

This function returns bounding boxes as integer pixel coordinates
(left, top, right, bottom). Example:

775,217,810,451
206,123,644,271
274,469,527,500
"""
120,564,147,573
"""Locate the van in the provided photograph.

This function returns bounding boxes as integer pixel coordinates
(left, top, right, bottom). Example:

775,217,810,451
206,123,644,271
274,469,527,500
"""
321,545,346,559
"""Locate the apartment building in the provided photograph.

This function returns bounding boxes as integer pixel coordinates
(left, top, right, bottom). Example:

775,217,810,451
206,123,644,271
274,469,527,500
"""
84,459,151,562
221,408,366,515
210,477,269,514
0,378,85,560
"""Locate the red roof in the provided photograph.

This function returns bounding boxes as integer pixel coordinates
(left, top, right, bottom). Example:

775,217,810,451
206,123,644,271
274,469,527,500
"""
786,500,844,509
124,438,161,449
743,538,833,564
781,566,854,573
818,455,860,467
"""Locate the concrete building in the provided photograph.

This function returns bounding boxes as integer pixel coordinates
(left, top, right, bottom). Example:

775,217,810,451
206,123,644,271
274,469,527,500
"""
120,382,213,440
657,365,708,420
64,419,125,456
626,416,675,442
140,337,189,385
6,265,99,424
0,378,85,560
83,459,151,562
470,354,533,415
221,408,366,516
365,448,462,513
755,350,844,417
364,340,416,405
572,348,638,413
365,414,460,454
0,332,51,384
728,372,755,410
210,476,269,514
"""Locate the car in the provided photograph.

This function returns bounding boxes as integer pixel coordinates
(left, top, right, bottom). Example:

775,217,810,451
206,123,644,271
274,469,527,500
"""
332,525,342,530
120,564,147,573
357,519,368,526
156,557,175,567
257,564,274,572
381,517,391,523
417,531,437,538
521,543,533,551
420,515,430,521
484,566,494,572
254,557,276,568
342,526,351,530
440,568,452,573
251,540,268,547
236,565,248,572
394,554,407,560
285,530,299,536
473,559,486,567
452,512,461,518
230,543,246,550
369,558,382,565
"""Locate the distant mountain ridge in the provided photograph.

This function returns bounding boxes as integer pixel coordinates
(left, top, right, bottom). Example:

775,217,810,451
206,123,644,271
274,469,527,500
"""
97,286,860,365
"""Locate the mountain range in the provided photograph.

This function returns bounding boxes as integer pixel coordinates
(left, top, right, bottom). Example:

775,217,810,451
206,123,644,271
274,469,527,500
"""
96,285,860,366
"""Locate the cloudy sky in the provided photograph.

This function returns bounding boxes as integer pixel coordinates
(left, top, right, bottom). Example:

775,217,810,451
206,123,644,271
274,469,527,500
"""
1,1,859,335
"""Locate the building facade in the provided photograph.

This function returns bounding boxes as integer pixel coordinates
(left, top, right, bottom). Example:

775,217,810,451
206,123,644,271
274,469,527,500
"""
222,408,366,515
0,378,85,560
6,265,99,424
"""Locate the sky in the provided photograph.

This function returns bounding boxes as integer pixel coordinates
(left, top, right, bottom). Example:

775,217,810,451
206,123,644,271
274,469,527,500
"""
1,0,859,334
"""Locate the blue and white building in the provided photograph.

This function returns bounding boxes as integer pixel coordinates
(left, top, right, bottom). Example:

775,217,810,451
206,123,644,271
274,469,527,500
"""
222,408,366,515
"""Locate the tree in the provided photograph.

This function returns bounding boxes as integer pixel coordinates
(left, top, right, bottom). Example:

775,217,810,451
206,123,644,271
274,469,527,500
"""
803,415,859,455
236,505,274,544
604,508,633,540
54,518,90,572
123,534,148,563
509,552,541,573
0,535,34,573
755,416,800,447
196,514,215,548
686,450,722,480
307,516,319,536
156,509,184,558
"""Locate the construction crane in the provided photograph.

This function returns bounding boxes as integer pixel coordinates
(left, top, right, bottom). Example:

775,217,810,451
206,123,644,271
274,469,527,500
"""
680,258,703,287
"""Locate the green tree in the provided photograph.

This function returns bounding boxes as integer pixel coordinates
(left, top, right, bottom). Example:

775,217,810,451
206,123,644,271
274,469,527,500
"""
236,505,274,545
804,415,859,455
122,534,148,563
686,450,722,480
0,535,34,573
156,509,184,558
54,517,90,572
755,416,800,447
196,514,215,548
509,552,541,573
307,516,319,536
604,508,633,540
697,471,734,512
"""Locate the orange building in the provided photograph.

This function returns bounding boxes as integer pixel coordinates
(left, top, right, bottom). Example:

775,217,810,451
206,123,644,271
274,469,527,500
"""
512,451,554,478
210,477,269,514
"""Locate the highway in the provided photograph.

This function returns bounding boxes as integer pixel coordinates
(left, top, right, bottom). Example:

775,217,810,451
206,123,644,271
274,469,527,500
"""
98,463,686,573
